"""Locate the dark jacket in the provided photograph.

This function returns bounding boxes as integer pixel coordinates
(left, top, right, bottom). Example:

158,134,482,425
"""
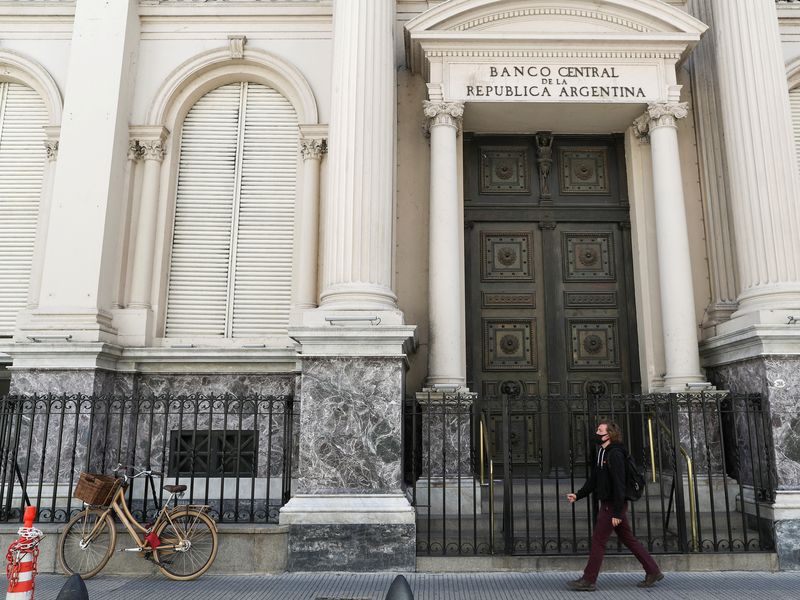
575,442,627,518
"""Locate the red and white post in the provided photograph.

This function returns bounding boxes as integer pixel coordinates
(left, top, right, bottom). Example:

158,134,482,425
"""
6,506,43,600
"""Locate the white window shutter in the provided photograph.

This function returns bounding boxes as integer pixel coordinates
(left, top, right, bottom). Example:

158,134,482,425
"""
790,87,800,171
164,82,298,340
164,83,241,337
0,82,47,336
231,83,298,337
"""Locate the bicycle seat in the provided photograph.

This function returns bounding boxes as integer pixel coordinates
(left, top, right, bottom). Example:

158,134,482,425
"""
164,485,187,494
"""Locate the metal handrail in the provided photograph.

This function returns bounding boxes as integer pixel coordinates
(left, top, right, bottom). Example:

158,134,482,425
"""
648,415,699,552
479,414,495,552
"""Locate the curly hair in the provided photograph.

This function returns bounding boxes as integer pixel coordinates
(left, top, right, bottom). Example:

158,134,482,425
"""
598,419,623,444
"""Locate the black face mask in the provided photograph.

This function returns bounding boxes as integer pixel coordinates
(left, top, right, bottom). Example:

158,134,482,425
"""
594,433,608,445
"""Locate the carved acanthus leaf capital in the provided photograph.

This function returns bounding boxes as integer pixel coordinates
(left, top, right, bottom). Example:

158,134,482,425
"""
45,139,59,161
138,139,166,162
646,101,689,129
300,137,328,160
423,100,464,130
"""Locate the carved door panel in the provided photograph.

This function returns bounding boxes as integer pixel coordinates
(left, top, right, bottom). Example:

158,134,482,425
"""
466,223,548,473
464,134,640,473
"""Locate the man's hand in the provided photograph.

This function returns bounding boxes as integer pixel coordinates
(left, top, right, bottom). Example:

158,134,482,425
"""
566,493,577,503
612,517,622,527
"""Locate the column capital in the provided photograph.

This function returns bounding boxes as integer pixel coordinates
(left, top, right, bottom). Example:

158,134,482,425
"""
129,125,169,162
423,100,464,130
44,125,60,162
300,137,327,160
633,101,690,140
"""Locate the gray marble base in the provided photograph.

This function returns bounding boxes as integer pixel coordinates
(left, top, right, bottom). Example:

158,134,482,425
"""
296,357,405,494
287,524,415,571
416,392,474,478
8,370,295,399
775,519,800,571
10,369,124,396
710,356,800,489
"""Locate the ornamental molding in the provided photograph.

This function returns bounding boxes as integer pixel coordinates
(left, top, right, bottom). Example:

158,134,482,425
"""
423,100,465,130
300,137,327,160
449,8,651,34
129,125,169,162
228,34,246,59
423,50,683,60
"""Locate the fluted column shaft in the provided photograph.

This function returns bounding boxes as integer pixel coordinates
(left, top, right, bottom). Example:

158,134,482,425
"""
636,103,707,390
128,128,167,308
710,0,800,313
27,134,59,308
319,0,397,311
686,0,739,325
296,137,326,310
424,101,465,389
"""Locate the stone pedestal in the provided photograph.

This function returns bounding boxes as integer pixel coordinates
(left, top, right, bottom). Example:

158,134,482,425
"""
280,348,416,571
710,356,800,570
414,391,478,517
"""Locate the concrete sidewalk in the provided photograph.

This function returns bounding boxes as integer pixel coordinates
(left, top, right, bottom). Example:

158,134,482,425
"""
32,571,800,600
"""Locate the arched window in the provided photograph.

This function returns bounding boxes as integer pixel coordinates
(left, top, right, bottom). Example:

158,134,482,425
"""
164,81,299,339
0,82,47,336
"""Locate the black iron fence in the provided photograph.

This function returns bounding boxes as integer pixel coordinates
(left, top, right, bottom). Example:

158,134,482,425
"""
406,392,776,556
0,394,297,524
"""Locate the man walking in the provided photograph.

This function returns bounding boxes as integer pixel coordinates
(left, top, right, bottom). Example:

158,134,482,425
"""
565,420,663,591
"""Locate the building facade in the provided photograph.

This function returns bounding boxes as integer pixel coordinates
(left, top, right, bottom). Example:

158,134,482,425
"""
1,0,800,572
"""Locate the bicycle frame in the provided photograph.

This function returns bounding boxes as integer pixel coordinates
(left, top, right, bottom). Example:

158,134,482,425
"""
80,478,184,552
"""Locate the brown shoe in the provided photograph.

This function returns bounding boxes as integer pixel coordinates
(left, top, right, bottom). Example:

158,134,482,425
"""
568,578,596,591
637,572,664,588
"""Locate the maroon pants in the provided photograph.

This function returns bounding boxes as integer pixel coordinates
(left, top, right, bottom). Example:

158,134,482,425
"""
583,500,660,583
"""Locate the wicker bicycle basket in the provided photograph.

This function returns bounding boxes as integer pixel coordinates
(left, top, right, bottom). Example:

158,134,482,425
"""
74,472,119,506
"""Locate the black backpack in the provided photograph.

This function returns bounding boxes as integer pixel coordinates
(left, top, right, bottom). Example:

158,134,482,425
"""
612,447,646,501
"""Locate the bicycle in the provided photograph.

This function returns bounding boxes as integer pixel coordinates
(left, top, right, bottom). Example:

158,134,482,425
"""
57,464,219,581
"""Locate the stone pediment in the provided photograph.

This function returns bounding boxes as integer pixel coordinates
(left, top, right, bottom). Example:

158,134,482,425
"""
405,0,707,74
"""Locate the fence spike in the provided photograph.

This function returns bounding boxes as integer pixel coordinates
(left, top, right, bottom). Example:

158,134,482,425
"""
385,574,414,600
55,573,89,600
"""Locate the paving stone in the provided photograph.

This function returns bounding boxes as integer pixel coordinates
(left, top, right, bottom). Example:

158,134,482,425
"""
30,571,800,600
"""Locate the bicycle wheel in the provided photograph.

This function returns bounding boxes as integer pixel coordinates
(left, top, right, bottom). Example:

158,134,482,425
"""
57,508,116,579
153,509,218,581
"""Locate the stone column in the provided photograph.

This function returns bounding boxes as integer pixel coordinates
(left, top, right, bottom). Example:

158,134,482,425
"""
26,130,60,309
633,103,708,391
282,0,417,573
423,101,466,390
317,0,398,315
22,0,139,342
710,0,800,318
128,127,167,309
705,0,800,570
686,0,739,330
294,133,326,314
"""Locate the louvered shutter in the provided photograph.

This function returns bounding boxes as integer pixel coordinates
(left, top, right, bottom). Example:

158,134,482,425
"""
790,87,800,171
164,82,298,340
164,83,241,337
0,83,47,336
231,83,298,337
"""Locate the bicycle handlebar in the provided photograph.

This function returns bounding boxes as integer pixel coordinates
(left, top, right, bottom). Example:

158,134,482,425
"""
112,463,164,478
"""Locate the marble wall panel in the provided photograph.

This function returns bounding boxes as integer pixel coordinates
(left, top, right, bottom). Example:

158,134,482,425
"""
775,519,800,571
10,369,117,396
296,357,404,494
710,356,800,490
133,373,294,398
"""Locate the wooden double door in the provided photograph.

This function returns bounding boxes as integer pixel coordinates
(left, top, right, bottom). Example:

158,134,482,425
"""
464,134,641,472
